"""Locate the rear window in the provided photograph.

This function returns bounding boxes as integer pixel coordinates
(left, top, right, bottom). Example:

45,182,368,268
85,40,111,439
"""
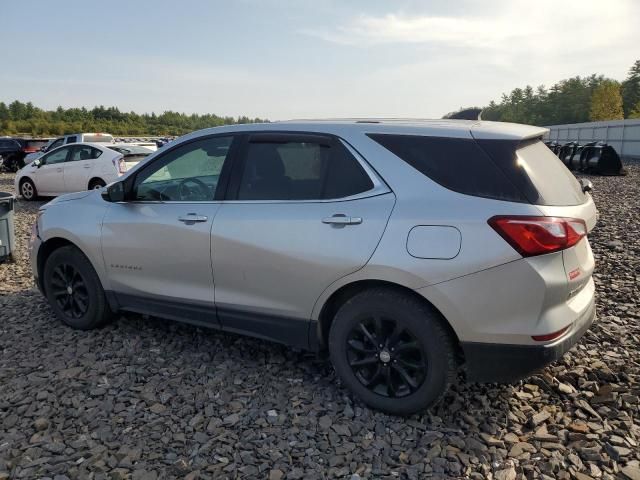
368,134,586,206
476,139,585,206
368,134,526,202
24,140,49,150
83,134,114,143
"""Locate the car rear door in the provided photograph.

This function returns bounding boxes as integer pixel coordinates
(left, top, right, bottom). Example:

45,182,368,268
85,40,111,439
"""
100,134,237,323
64,145,103,192
211,133,395,347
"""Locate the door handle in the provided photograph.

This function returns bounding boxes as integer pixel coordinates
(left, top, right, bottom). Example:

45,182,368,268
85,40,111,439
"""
322,215,362,225
178,214,208,223
83,164,91,168
56,168,63,172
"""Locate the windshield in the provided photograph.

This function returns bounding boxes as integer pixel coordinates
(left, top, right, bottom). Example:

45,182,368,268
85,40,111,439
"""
108,145,153,155
83,134,114,143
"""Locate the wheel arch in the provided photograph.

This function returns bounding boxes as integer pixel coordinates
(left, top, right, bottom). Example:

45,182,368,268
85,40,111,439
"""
315,279,463,361
37,236,116,310
88,177,106,189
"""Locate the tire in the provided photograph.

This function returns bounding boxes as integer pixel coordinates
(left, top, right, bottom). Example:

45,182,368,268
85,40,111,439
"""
328,288,456,415
20,178,38,201
89,178,106,190
7,155,21,172
43,245,113,330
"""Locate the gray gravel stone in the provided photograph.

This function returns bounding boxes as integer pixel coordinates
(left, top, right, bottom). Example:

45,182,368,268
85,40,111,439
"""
1,167,640,477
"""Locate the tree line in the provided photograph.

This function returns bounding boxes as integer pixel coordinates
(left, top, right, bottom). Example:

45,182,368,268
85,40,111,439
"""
445,59,640,125
0,102,267,137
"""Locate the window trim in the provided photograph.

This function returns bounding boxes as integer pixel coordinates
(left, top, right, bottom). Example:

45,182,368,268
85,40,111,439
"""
121,133,240,204
225,131,389,204
40,146,72,165
67,145,103,162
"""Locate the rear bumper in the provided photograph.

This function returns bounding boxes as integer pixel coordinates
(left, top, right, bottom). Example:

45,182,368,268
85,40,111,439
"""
461,296,595,383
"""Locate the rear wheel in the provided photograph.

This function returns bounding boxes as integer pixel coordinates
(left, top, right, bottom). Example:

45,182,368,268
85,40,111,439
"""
43,246,113,329
328,288,456,415
89,178,106,190
20,178,38,201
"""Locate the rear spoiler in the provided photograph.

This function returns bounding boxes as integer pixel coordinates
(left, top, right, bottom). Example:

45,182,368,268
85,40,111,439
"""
470,122,548,142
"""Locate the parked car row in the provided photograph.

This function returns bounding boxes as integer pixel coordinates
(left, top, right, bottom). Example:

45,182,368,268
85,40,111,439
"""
14,142,153,200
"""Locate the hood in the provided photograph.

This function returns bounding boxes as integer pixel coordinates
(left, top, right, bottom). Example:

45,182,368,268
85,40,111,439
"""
45,190,95,206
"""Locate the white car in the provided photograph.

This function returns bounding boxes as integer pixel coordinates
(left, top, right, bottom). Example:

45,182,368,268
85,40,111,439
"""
15,142,139,200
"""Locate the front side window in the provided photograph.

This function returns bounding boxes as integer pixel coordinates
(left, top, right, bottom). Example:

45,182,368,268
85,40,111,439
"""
133,136,233,201
69,145,102,162
237,136,373,200
42,147,70,165
48,138,64,151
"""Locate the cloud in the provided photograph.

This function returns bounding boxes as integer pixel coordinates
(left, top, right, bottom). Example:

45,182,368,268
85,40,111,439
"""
302,0,637,55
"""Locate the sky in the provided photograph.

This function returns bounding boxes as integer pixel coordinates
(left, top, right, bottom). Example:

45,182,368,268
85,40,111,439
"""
1,0,639,120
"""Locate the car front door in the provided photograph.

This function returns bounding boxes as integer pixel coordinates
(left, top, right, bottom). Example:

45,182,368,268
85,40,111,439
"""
64,145,102,192
33,146,71,194
211,133,395,347
100,134,237,324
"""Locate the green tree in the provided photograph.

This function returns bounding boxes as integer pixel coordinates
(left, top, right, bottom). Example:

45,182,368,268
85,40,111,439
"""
622,60,640,118
589,80,624,121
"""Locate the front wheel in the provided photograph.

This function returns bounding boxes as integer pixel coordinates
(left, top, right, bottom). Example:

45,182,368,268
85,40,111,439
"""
20,178,38,201
43,246,113,329
328,288,456,415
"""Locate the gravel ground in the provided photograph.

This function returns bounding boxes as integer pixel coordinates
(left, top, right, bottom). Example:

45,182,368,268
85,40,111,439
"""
0,167,639,480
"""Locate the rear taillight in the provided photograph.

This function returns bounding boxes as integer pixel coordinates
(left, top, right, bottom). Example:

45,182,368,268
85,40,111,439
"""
532,325,570,342
112,156,126,175
488,216,587,257
23,147,38,153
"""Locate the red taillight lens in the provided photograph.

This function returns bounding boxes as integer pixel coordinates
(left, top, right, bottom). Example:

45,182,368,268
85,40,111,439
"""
532,325,570,342
488,216,587,257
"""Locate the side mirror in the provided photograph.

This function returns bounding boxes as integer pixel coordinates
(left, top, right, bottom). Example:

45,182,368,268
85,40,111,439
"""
579,179,593,193
102,181,126,202
34,159,42,168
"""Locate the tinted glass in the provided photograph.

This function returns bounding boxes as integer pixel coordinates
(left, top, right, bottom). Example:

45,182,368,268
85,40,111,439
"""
42,148,69,165
237,138,373,200
84,134,114,143
368,134,525,202
133,136,233,201
65,136,78,144
477,139,586,206
69,145,102,161
24,140,49,150
49,138,64,150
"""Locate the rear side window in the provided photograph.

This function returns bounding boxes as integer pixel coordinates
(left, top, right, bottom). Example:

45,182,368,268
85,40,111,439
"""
69,145,103,161
237,136,373,200
368,134,526,202
476,139,585,206
65,136,78,144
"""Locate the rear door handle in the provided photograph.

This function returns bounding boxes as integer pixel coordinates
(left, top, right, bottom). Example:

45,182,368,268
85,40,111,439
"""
83,164,91,169
322,215,362,225
178,213,208,223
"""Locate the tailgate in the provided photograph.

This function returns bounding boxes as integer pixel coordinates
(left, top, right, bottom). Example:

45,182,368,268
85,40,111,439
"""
537,195,597,295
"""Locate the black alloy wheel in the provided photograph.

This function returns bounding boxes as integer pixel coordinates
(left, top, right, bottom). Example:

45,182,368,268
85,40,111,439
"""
49,263,90,319
346,316,426,398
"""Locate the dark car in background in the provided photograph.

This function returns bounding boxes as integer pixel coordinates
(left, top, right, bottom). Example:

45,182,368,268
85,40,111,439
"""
0,138,52,172
0,138,25,172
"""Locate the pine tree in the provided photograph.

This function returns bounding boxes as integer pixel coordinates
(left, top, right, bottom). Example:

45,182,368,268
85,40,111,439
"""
622,60,640,118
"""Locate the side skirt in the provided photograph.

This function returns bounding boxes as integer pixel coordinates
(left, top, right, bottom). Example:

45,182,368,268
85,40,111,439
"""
110,292,318,351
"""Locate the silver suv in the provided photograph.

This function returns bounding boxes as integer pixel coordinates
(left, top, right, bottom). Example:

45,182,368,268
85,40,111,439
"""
30,120,597,414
